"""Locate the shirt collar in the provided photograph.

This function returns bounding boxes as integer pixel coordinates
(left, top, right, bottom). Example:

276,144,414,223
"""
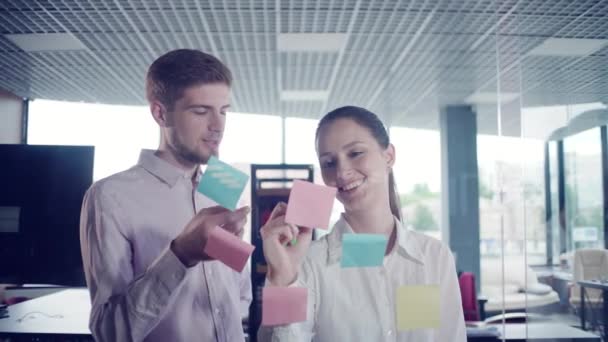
137,149,202,187
326,214,425,266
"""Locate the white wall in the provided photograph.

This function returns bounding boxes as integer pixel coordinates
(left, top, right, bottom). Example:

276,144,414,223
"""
0,89,23,144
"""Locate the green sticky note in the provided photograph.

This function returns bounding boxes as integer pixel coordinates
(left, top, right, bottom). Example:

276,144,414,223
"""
197,156,249,211
340,233,387,268
396,285,440,330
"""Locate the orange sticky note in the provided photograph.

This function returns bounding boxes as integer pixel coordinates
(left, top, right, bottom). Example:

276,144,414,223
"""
285,180,336,230
203,227,255,272
262,287,308,326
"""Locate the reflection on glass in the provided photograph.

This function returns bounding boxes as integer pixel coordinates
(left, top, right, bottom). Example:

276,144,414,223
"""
564,127,604,252
477,135,546,264
548,141,561,265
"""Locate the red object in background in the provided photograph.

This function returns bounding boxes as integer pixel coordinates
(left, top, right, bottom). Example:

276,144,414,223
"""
4,296,29,306
261,209,273,226
459,272,480,322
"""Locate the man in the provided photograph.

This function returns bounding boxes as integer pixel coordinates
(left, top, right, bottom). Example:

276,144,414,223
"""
80,49,251,342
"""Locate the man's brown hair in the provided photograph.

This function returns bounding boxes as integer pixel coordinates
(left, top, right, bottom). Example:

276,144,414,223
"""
146,49,232,110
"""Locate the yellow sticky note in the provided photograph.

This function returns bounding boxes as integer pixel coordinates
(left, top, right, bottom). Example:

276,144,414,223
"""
396,285,440,330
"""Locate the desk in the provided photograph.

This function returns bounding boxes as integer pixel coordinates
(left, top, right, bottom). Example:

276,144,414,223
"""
0,288,249,341
0,288,92,340
578,280,608,333
468,323,601,341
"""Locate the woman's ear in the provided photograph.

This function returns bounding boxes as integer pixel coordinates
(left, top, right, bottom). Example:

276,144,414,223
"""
385,143,396,169
150,101,170,127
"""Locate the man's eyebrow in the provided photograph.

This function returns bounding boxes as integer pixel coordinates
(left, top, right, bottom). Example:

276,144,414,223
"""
183,104,231,110
184,104,212,110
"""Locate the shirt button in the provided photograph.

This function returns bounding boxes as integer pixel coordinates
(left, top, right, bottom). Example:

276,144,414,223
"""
387,330,393,336
215,308,221,315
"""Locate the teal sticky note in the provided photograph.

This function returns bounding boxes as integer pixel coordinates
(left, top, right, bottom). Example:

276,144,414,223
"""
197,156,249,211
341,233,388,268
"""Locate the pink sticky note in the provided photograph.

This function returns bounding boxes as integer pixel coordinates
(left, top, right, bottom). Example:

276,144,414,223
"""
262,287,308,326
285,180,337,230
203,227,255,272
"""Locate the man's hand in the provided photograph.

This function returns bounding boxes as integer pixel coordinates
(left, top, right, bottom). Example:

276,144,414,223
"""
171,206,250,267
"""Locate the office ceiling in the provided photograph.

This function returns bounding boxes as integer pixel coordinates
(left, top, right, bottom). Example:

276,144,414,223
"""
0,0,607,137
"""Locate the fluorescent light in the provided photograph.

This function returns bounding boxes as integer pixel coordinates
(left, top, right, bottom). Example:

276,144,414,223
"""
464,92,520,104
5,33,87,52
278,33,347,52
280,90,329,101
528,38,608,57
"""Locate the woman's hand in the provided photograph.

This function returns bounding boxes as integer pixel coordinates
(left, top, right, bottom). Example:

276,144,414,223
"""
260,202,313,286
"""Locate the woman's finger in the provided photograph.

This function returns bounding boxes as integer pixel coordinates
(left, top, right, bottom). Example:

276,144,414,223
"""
268,202,287,221
288,224,299,242
263,224,294,245
260,214,287,239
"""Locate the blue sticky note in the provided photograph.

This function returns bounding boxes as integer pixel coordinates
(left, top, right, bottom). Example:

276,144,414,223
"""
341,233,388,268
197,156,249,211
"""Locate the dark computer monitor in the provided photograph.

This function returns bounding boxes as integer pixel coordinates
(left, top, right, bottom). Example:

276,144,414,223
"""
0,144,94,286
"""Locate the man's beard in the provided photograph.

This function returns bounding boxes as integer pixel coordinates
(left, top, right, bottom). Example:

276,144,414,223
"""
171,138,214,165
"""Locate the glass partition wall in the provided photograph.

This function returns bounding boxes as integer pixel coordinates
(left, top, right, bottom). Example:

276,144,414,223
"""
509,2,608,337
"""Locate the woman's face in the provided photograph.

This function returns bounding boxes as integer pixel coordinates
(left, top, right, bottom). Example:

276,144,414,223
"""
316,118,395,213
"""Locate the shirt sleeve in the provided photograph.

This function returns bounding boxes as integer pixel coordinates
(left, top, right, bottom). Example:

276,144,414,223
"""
79,184,191,342
438,247,467,342
239,263,253,320
257,258,317,342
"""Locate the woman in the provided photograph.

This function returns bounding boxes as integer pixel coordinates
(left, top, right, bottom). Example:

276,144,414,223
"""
260,106,466,341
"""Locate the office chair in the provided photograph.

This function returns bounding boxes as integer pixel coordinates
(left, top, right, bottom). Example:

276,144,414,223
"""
569,248,608,333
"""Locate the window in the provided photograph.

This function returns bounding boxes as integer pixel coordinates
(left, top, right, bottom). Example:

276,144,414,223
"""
28,99,158,181
221,112,282,164
285,117,318,165
390,126,442,240
564,127,604,252
477,134,546,265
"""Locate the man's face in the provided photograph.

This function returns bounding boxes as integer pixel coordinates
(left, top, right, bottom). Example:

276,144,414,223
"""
162,82,230,165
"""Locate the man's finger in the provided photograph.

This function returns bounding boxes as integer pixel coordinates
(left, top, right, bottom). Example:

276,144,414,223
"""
234,205,251,214
235,227,245,239
203,208,247,232
222,207,250,226
223,217,247,234
199,205,230,216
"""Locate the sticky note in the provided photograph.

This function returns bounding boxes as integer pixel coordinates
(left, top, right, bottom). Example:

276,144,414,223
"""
341,233,388,268
396,285,440,330
262,287,307,326
203,227,255,272
197,156,249,211
285,180,336,230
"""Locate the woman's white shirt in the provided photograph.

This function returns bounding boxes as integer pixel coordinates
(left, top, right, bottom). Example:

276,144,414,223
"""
261,215,466,342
